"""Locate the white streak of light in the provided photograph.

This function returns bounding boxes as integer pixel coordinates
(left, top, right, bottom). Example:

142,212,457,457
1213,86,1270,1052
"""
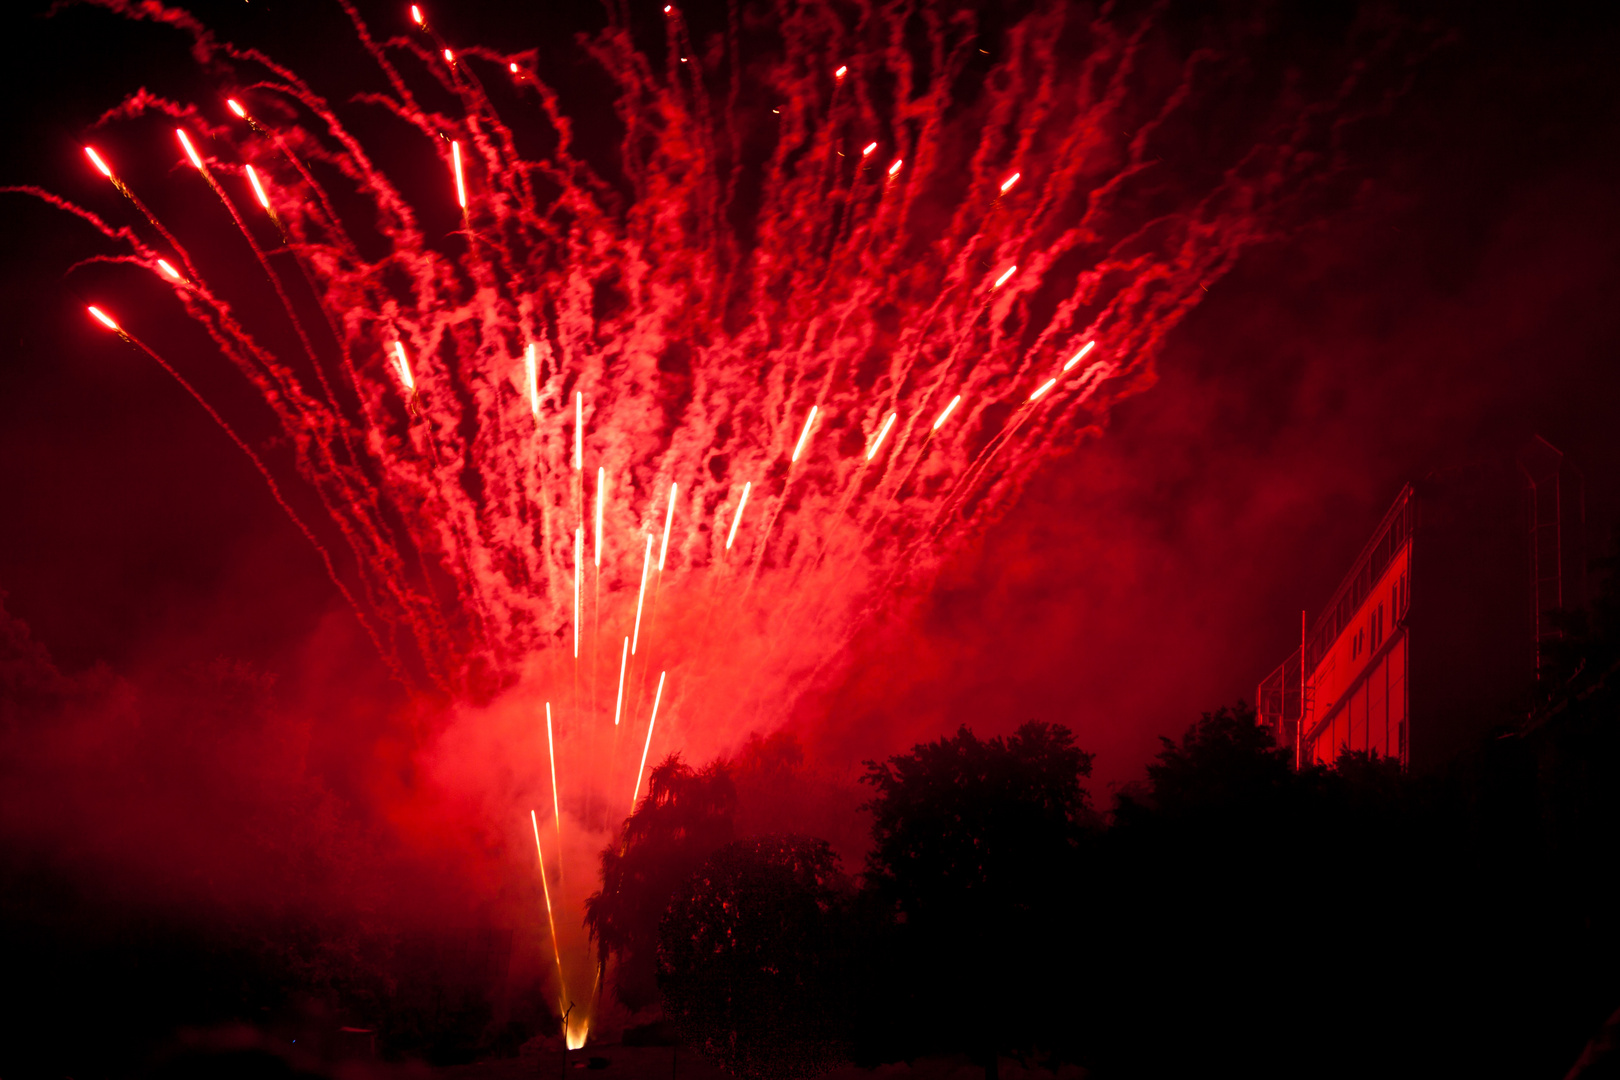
244,164,270,209
791,405,818,462
888,158,903,177
452,140,466,209
1000,172,1021,194
612,637,629,726
573,527,582,658
84,147,112,178
529,810,568,1015
545,702,561,839
1063,340,1096,371
867,412,897,460
391,341,415,391
595,467,604,567
176,129,204,170
862,142,877,157
993,265,1017,289
725,482,751,550
631,535,653,654
632,672,667,809
574,392,582,470
1029,377,1058,402
933,395,960,430
658,483,677,571
524,343,539,419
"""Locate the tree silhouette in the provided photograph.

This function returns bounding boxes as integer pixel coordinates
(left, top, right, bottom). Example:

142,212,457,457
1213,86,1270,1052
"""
858,721,1095,1071
585,754,735,1010
658,836,850,1080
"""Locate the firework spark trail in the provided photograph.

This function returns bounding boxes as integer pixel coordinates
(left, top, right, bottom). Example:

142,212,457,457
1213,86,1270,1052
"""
28,0,1422,929
631,671,667,811
529,809,569,1016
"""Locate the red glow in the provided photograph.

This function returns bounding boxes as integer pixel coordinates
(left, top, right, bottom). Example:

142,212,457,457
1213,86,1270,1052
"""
226,98,246,118
443,48,455,64
510,62,519,74
863,142,877,157
835,65,848,79
410,4,423,26
573,526,582,658
83,146,112,178
86,305,119,331
155,258,181,281
1000,171,1021,194
888,158,903,177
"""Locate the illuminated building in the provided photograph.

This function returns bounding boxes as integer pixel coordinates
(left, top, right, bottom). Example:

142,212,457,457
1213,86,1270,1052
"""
1258,437,1584,770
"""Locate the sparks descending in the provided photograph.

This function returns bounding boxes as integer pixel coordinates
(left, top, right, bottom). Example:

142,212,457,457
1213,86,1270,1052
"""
19,0,1402,1046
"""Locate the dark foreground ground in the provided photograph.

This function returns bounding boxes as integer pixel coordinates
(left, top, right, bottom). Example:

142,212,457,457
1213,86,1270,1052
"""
440,1048,1080,1080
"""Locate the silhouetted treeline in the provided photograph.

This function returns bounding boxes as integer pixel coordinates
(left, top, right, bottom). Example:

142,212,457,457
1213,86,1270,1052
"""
631,556,1620,1079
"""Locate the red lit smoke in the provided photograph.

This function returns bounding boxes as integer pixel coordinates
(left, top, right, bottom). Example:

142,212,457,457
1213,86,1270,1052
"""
4,0,1430,1032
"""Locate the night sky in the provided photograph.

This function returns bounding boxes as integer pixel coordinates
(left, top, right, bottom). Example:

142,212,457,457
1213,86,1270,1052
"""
2,0,1619,911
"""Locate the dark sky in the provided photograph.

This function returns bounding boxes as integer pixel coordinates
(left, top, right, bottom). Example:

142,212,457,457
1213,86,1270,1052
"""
2,0,1618,807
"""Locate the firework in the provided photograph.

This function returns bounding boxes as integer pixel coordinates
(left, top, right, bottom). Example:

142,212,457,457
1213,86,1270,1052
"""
530,810,569,1015
26,0,1404,1036
867,412,898,461
545,702,562,847
631,535,652,654
726,482,751,551
612,637,629,727
631,672,667,810
791,406,818,463
658,483,677,572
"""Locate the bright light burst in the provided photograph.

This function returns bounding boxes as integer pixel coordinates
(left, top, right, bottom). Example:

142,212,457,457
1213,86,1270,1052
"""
23,0,1403,1042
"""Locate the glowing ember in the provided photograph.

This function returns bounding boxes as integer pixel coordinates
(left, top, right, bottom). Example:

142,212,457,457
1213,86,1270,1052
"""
391,341,415,392
86,305,119,331
888,157,903,176
524,343,540,420
410,4,423,26
867,412,897,460
993,265,1017,289
83,146,112,178
226,98,246,118
451,139,466,209
862,142,877,157
726,482,751,551
1028,377,1058,402
1000,172,1021,194
175,128,204,170
612,636,629,727
155,259,181,281
791,405,818,463
631,671,667,809
658,483,677,571
834,65,848,79
631,535,653,654
1064,341,1097,371
594,467,604,567
243,164,270,209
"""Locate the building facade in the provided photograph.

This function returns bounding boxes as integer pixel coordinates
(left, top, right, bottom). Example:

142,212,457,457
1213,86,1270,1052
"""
1258,439,1584,771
